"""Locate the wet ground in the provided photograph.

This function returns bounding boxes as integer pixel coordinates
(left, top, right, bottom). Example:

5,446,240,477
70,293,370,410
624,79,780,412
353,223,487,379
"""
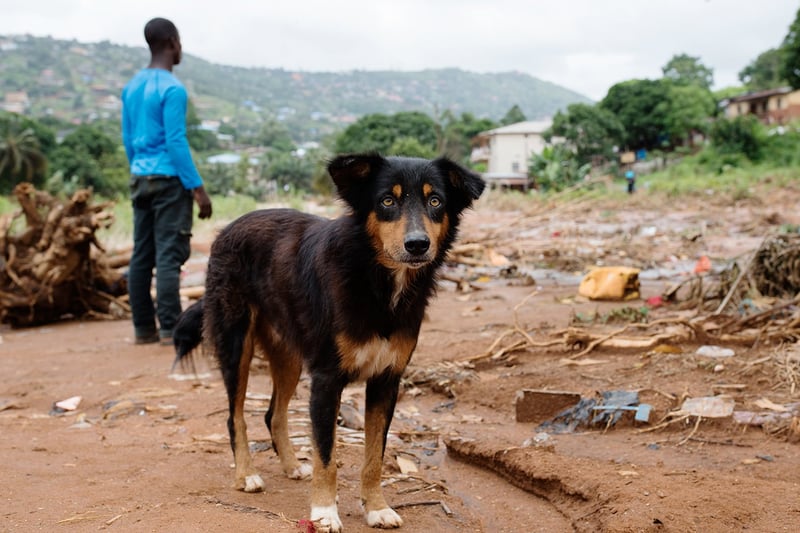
2,185,800,532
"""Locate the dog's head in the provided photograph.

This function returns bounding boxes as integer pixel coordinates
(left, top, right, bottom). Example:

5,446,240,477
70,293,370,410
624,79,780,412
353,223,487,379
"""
328,153,485,270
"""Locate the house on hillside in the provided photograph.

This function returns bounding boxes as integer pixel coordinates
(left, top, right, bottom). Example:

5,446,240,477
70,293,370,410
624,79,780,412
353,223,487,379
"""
471,119,552,190
723,87,800,125
1,91,31,114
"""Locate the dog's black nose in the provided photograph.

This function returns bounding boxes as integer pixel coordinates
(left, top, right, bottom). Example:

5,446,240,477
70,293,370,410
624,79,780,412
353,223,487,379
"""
404,232,430,255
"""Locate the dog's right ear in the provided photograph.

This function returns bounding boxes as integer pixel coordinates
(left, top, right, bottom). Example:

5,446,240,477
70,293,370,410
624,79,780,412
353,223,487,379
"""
327,153,385,209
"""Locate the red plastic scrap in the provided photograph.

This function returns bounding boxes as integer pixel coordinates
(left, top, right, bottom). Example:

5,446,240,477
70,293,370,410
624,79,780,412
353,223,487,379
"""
297,519,316,533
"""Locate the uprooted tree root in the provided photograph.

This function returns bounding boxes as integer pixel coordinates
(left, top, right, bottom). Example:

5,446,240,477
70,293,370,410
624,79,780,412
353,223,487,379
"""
0,183,128,327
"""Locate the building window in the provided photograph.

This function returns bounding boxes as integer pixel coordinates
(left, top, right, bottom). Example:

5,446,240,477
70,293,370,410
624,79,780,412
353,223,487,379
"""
512,161,520,172
778,97,784,109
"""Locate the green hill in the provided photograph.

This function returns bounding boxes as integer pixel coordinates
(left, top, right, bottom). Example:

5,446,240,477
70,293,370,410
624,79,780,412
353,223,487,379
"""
0,34,591,141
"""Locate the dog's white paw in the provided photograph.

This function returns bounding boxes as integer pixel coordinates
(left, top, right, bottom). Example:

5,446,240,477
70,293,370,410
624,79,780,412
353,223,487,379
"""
243,474,265,493
289,462,313,480
366,507,403,529
311,505,343,533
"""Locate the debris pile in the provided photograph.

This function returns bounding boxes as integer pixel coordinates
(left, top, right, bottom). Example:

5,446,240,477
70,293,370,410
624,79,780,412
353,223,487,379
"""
0,183,127,327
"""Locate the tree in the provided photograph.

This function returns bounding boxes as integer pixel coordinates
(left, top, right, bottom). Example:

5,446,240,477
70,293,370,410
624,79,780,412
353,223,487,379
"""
183,99,220,152
739,48,788,90
60,124,116,160
436,111,497,164
388,137,436,158
0,116,47,192
333,111,438,155
499,104,527,126
265,152,314,191
600,79,671,150
49,125,128,197
710,115,766,161
251,118,295,153
656,84,717,146
529,144,591,192
782,7,800,89
662,53,714,90
547,103,624,166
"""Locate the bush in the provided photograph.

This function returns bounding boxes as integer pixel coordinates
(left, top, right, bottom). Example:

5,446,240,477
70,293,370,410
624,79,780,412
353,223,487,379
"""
710,116,766,161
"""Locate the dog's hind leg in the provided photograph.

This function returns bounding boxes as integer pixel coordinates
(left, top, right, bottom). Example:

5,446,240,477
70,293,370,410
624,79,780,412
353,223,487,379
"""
264,349,311,480
361,372,403,528
219,316,264,493
309,372,346,533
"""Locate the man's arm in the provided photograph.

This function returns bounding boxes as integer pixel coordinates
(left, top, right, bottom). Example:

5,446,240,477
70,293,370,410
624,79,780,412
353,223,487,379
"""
162,85,211,218
162,85,204,190
192,185,213,220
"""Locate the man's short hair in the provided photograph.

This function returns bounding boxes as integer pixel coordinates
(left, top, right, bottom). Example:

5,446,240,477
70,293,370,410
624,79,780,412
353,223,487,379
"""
144,17,179,53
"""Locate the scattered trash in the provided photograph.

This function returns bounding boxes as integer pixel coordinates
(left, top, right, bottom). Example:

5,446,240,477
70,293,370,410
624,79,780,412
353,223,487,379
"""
676,396,735,418
578,266,640,301
693,255,712,274
168,371,212,381
652,343,682,354
536,390,651,433
521,431,554,450
338,402,364,430
68,413,92,429
591,390,651,425
55,395,82,411
753,398,790,412
102,399,145,420
50,395,82,415
639,226,657,237
396,455,419,474
515,389,581,423
733,401,800,427
645,295,664,308
695,345,735,358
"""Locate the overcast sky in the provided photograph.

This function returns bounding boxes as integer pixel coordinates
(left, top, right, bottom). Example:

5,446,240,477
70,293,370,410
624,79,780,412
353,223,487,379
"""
0,0,796,101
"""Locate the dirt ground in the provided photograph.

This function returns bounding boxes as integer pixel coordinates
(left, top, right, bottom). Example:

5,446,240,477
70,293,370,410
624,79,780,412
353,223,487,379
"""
2,184,800,532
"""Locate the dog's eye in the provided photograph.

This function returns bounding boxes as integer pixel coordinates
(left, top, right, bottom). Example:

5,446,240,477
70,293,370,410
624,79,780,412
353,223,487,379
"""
381,196,396,208
428,195,442,208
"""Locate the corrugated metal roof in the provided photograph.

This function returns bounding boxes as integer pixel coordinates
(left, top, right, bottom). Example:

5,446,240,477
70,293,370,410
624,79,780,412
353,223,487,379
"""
479,119,553,136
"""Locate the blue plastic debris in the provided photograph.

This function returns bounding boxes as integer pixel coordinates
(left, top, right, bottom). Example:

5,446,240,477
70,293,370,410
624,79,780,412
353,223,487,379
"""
536,390,652,433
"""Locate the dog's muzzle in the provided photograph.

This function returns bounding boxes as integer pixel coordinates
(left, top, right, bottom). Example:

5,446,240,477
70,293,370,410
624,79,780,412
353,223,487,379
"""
404,231,430,257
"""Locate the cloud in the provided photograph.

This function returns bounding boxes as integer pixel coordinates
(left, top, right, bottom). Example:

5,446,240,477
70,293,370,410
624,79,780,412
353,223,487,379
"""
0,0,795,100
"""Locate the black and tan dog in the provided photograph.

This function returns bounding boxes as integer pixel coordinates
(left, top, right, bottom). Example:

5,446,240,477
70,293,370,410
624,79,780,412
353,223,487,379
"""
173,153,484,531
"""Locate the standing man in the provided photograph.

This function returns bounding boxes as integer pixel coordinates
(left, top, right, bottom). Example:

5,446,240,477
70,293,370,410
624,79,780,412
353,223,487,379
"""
122,17,212,345
625,169,636,194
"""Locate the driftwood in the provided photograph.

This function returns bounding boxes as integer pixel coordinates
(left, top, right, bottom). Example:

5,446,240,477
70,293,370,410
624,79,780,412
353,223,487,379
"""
0,183,128,327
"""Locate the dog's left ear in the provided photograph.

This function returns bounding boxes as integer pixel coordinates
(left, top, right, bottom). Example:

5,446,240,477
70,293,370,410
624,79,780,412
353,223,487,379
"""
328,153,385,209
433,157,486,213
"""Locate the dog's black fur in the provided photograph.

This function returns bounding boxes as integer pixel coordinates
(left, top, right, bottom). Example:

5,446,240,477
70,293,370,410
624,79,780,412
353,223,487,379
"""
172,153,484,531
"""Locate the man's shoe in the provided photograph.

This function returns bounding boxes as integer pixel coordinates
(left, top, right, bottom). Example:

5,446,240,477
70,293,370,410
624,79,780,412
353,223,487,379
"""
135,333,160,345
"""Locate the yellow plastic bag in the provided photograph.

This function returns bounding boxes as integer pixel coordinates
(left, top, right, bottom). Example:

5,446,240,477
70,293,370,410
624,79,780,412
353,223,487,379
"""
578,266,640,301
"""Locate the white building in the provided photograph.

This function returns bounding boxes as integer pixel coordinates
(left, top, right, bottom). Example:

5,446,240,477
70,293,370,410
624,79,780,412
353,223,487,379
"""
472,119,552,189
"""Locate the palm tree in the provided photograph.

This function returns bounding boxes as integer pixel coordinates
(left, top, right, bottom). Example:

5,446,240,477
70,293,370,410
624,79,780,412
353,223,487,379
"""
0,117,47,189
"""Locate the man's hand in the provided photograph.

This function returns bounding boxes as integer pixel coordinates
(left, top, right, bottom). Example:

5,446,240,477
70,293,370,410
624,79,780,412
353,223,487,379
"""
193,186,213,219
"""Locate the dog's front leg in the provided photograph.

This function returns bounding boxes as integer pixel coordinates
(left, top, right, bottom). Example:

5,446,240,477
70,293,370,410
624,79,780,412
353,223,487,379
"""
309,372,346,532
362,372,403,529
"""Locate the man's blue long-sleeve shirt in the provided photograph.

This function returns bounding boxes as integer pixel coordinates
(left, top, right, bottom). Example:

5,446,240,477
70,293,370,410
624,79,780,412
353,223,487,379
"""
121,68,203,190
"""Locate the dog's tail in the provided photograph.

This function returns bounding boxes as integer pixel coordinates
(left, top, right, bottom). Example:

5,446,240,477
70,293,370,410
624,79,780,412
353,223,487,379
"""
170,297,205,372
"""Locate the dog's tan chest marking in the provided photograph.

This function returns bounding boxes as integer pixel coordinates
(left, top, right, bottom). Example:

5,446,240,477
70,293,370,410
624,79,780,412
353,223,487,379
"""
336,334,416,380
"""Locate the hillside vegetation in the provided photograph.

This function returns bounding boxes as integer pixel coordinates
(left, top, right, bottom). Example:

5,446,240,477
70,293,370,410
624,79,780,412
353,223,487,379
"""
0,34,590,142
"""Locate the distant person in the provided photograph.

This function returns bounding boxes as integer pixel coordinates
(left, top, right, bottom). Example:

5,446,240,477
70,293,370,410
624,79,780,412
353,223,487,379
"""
121,17,212,345
625,169,636,194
